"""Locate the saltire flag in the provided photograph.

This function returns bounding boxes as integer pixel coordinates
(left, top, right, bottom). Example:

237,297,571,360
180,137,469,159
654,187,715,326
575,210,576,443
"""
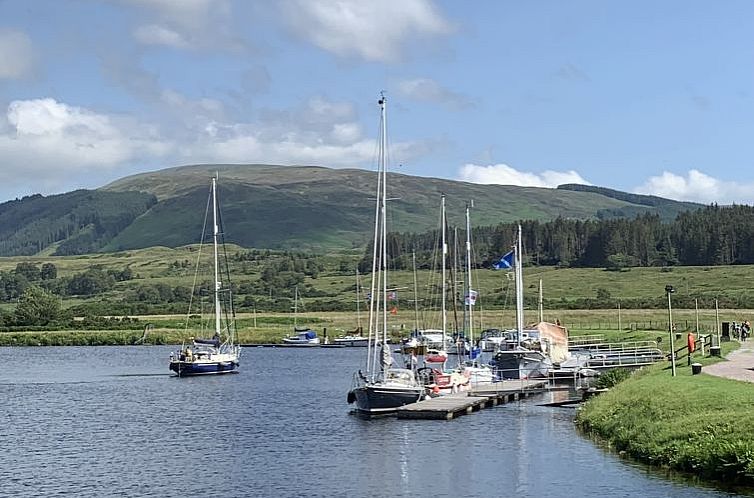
464,289,478,306
493,250,515,270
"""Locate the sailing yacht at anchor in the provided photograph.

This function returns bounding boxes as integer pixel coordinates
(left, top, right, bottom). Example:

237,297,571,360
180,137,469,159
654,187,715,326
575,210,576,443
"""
169,176,240,377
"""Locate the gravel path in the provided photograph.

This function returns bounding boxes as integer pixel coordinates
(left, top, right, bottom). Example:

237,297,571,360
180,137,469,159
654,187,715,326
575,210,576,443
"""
702,345,754,383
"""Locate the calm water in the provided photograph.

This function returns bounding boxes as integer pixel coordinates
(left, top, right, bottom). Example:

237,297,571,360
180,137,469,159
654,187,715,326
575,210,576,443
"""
0,346,748,498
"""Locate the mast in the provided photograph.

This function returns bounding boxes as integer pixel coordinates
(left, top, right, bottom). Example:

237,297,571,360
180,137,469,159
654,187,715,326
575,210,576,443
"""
538,278,543,323
412,251,420,332
441,194,447,349
294,285,298,329
356,268,362,333
380,95,389,352
367,95,385,380
515,224,524,347
465,203,474,345
212,175,221,337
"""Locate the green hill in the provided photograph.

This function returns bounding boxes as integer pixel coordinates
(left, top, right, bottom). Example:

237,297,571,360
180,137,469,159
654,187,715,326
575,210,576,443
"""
1,164,702,256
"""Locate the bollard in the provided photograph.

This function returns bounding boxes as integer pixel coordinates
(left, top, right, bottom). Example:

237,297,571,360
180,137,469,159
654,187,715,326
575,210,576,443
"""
691,363,702,375
710,346,721,357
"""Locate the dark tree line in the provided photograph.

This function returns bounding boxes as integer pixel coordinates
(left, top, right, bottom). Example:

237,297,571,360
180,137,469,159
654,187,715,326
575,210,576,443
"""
0,190,157,256
371,204,754,269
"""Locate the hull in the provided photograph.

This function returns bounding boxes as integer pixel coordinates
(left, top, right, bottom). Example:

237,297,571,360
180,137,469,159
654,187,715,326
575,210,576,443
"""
493,352,552,380
333,337,369,347
281,339,320,345
350,384,424,414
169,359,239,377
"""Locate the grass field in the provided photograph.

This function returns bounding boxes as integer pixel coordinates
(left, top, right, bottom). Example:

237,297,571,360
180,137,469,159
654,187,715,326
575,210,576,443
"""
576,340,754,485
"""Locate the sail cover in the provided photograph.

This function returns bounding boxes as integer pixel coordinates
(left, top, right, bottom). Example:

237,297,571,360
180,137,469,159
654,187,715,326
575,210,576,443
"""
380,344,393,371
535,322,569,364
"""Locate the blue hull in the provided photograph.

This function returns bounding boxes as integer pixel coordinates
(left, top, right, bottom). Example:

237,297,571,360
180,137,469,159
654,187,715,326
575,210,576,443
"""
169,360,239,377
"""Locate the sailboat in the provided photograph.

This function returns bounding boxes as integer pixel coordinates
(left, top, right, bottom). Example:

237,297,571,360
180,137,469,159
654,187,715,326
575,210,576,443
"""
490,225,553,379
282,286,320,344
347,94,424,414
169,176,240,377
460,203,494,384
334,269,369,346
423,194,450,366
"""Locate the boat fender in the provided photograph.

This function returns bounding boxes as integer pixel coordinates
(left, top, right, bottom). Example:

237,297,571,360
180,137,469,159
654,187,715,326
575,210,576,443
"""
347,390,356,404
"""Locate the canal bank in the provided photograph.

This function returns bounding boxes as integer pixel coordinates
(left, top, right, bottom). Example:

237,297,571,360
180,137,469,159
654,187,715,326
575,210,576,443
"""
576,341,754,485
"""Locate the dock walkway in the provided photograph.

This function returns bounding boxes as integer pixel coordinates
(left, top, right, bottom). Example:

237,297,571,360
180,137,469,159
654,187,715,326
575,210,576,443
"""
395,379,546,420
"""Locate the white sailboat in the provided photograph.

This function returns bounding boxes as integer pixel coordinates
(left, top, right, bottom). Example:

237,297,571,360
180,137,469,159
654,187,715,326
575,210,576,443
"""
282,286,320,345
347,94,424,414
460,203,494,383
491,224,553,379
169,175,240,376
424,195,450,366
334,269,369,346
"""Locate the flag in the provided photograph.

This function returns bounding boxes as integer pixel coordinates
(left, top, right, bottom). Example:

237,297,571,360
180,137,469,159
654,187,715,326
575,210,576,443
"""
388,291,397,301
493,250,514,270
464,289,478,306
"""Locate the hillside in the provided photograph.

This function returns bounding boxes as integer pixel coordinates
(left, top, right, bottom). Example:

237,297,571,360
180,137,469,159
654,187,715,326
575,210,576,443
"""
1,164,702,256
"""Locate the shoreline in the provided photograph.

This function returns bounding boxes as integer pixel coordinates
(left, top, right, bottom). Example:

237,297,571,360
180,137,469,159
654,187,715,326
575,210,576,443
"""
576,340,754,486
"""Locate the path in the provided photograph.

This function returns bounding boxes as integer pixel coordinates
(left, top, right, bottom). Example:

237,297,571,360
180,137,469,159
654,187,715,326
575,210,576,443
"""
703,346,754,383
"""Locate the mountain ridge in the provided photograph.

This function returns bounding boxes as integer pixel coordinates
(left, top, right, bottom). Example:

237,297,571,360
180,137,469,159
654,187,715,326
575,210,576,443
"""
0,164,703,256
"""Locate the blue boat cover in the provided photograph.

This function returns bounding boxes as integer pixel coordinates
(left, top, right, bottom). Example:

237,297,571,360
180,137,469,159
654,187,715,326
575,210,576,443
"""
304,330,317,340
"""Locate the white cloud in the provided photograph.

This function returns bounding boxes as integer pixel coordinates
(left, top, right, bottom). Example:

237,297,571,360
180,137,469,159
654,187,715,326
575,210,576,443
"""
0,95,422,200
119,0,243,50
397,78,472,110
0,29,34,79
634,169,754,204
0,98,171,195
279,0,453,62
133,24,190,48
458,163,591,188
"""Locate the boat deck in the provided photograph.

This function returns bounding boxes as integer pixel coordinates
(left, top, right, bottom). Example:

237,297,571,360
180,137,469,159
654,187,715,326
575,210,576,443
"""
395,379,547,420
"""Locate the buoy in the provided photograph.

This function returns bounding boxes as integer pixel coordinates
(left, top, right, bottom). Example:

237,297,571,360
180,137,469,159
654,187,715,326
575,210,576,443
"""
432,385,440,394
687,333,696,353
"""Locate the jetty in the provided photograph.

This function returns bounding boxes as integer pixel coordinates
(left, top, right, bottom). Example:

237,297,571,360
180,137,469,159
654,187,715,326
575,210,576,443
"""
393,379,546,420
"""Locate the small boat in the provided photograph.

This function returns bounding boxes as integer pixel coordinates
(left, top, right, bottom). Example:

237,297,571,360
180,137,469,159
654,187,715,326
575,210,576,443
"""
283,286,320,345
283,328,320,345
347,95,424,415
333,334,369,347
169,176,240,377
424,348,449,364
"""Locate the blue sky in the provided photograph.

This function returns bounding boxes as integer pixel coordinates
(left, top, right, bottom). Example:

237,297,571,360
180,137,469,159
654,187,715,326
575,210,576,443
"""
0,0,753,204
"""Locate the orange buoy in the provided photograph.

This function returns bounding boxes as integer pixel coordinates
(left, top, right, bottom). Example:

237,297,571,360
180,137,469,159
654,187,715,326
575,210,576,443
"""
687,333,696,353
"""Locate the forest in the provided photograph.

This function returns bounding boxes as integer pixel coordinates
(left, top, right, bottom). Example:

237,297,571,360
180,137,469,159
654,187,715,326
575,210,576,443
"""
382,204,754,270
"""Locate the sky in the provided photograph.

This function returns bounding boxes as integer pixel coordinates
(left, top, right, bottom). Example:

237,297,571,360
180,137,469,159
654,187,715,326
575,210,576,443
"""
1,0,753,204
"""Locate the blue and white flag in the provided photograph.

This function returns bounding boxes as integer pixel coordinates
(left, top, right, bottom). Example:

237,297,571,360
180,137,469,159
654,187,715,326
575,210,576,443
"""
493,250,515,270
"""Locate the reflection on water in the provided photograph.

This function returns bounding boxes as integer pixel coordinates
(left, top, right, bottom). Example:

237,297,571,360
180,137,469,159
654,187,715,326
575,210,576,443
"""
0,346,749,497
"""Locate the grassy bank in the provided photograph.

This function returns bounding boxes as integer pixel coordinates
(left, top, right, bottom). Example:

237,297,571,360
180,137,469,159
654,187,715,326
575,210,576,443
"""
576,341,754,484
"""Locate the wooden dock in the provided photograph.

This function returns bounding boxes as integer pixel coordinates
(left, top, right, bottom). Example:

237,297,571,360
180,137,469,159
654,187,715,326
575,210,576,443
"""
395,379,546,420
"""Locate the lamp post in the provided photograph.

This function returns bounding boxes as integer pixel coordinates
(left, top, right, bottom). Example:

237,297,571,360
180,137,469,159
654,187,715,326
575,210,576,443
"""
666,285,676,377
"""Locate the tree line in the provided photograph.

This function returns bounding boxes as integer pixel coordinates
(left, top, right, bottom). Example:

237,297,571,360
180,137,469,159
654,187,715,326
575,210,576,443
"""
377,204,754,270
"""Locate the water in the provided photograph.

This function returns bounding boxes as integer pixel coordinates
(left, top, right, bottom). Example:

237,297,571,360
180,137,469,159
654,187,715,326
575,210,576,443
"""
0,346,748,498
